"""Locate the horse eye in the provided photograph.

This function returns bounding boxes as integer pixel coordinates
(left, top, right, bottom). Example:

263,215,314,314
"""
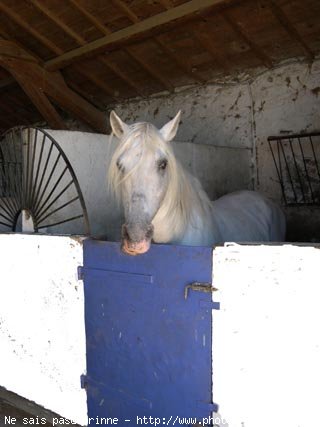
158,159,168,171
116,159,124,172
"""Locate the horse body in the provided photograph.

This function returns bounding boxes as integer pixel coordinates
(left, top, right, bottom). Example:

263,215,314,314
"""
108,111,285,255
152,168,285,246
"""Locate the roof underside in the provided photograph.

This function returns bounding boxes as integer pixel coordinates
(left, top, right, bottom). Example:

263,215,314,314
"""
0,0,319,132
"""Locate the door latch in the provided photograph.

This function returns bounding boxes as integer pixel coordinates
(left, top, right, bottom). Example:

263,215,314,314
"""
184,282,218,299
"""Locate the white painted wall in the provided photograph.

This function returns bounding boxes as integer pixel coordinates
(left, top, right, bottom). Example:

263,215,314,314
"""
0,234,87,425
212,243,320,427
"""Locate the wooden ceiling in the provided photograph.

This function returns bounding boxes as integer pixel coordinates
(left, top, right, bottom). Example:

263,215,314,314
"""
0,0,319,133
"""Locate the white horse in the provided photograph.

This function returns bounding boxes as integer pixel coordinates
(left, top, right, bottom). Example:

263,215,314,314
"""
108,111,285,255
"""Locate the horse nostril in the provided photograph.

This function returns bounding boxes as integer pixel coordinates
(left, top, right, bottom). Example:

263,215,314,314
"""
122,224,130,239
122,223,153,242
146,224,154,239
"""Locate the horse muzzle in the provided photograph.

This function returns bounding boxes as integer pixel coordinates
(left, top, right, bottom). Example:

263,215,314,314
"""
121,223,154,255
121,238,151,255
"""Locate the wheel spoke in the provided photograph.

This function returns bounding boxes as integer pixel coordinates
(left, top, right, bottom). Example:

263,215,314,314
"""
38,214,84,230
36,179,74,221
30,133,45,208
37,196,79,225
32,141,54,211
35,165,68,218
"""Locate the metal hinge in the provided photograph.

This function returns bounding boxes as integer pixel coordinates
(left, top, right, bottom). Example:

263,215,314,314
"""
77,266,84,280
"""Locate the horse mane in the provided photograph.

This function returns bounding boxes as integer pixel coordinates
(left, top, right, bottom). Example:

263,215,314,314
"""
108,122,213,242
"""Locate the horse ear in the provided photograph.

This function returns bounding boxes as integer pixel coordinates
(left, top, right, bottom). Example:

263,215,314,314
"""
110,111,129,138
159,111,181,142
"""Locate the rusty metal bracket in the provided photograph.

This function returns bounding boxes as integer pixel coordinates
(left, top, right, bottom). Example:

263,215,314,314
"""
184,282,218,300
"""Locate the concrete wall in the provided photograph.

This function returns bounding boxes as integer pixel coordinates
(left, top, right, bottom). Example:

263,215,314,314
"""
212,243,320,427
0,234,87,425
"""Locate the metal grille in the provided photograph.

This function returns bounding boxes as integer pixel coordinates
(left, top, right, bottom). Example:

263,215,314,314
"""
0,127,90,234
268,132,320,206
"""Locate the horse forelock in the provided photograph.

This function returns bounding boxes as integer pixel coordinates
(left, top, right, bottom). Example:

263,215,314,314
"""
108,122,173,197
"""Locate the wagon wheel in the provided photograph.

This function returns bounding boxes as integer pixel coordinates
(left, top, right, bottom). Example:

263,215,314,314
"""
0,127,90,234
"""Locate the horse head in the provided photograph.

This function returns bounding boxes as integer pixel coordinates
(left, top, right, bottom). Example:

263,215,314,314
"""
108,111,181,255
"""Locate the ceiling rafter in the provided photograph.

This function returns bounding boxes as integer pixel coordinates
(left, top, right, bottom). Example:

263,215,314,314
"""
68,0,175,93
112,0,204,84
63,77,107,110
266,0,314,61
110,0,175,89
67,0,111,36
10,73,67,129
0,92,38,122
159,0,175,9
98,55,145,96
125,46,174,91
29,0,87,46
0,1,122,105
45,0,232,71
191,21,231,75
0,40,107,132
0,76,16,90
0,0,115,105
0,28,42,63
154,35,205,83
28,0,123,99
67,0,146,95
159,0,228,79
72,65,116,99
0,2,64,55
221,10,274,69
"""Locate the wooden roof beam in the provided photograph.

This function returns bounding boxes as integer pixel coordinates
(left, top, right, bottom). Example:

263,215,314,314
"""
29,1,141,99
0,76,16,90
73,65,116,99
0,28,43,62
67,0,145,96
10,72,67,129
67,0,111,36
98,55,145,96
111,0,202,86
221,10,274,69
62,76,107,110
0,3,63,55
154,36,205,83
267,0,314,61
0,93,40,122
159,0,174,9
125,47,173,91
192,26,231,75
45,0,234,71
29,0,87,46
111,0,139,24
0,41,107,132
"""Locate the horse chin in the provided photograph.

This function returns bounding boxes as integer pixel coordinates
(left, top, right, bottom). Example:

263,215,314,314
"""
121,238,151,256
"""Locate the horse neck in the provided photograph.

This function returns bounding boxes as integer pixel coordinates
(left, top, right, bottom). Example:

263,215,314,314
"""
152,162,212,244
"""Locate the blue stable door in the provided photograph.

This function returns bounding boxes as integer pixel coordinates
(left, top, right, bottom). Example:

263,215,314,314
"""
82,240,219,426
